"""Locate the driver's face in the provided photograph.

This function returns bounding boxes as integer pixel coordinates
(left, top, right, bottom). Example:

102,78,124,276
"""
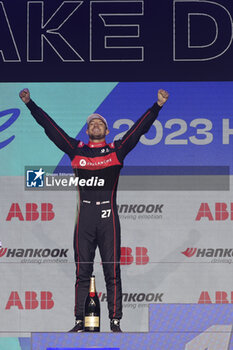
86,118,109,140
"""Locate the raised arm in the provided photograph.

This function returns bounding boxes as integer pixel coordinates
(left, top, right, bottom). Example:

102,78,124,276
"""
19,88,79,155
117,89,169,158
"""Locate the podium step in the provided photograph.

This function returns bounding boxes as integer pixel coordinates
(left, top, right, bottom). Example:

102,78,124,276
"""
6,304,233,350
31,304,233,350
149,303,233,332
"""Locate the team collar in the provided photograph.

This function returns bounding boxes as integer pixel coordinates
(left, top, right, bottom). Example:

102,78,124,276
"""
88,141,107,148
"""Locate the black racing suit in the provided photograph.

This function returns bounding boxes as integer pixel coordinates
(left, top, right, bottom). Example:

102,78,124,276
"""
26,100,162,321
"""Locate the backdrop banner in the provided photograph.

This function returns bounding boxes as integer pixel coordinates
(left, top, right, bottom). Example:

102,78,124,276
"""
1,82,233,337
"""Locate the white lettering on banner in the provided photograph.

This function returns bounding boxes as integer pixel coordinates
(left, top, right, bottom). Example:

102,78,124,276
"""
113,119,134,141
223,118,233,144
164,118,188,145
90,1,144,62
0,3,21,61
0,1,144,63
187,13,218,49
140,120,163,145
27,1,84,62
3,1,233,64
189,118,213,145
114,118,214,145
185,325,232,350
173,1,233,61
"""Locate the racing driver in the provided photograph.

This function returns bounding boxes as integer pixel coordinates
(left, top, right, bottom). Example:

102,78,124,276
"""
19,88,169,332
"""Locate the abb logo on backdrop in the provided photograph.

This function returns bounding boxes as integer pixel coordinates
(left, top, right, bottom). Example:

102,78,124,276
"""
198,291,233,304
5,291,54,310
196,203,233,221
6,203,55,221
120,247,149,265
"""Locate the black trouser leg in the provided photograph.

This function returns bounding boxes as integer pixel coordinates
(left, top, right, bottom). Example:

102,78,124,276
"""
97,205,122,320
73,205,97,320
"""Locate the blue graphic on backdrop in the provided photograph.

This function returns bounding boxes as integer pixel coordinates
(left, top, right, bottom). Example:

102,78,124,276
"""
0,108,20,149
19,338,30,350
56,82,233,174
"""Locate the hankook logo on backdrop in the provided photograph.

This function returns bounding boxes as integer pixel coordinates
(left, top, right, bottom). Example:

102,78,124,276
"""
98,291,164,309
182,248,197,258
118,203,163,220
0,247,69,264
182,248,233,264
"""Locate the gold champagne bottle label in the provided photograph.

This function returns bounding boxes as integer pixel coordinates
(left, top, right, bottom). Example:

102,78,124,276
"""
85,316,99,327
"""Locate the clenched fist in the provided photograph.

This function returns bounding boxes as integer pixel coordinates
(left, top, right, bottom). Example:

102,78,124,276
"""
157,89,169,107
19,88,30,104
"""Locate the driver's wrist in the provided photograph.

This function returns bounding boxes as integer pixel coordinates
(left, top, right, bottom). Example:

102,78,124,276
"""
157,100,164,107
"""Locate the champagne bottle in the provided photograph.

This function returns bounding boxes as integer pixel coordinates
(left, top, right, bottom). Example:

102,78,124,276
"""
84,275,100,332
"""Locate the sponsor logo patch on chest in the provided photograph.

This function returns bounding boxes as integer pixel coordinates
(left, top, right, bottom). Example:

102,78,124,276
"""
71,153,121,170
